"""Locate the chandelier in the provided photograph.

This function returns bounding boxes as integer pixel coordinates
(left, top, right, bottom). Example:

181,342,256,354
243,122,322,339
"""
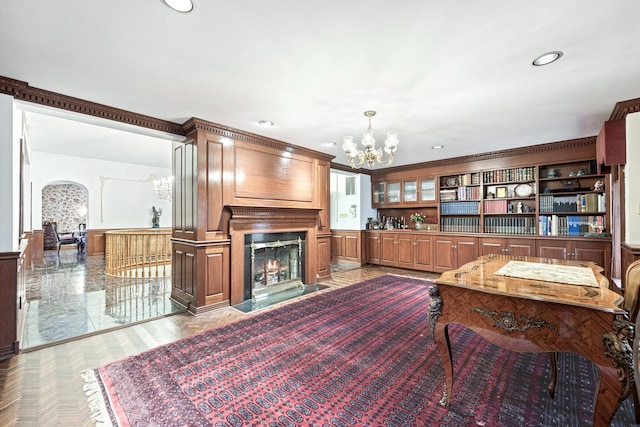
342,110,399,169
152,176,173,201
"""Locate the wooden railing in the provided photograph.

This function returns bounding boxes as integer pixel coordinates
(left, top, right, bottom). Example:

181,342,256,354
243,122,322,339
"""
105,228,172,278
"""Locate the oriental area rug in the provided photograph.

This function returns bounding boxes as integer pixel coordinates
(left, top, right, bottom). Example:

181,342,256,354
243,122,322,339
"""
82,274,635,426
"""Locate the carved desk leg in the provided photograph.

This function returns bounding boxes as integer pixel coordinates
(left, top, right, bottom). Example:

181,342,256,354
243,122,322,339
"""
428,285,452,406
597,319,634,426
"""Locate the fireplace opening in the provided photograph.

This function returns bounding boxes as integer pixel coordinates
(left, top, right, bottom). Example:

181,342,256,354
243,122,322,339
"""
243,232,306,301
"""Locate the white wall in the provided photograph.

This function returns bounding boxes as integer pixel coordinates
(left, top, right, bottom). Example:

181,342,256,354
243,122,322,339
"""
330,171,375,230
625,111,640,243
0,94,20,251
31,151,172,230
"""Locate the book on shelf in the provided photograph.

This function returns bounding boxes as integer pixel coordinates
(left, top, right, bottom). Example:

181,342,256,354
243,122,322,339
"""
538,214,605,236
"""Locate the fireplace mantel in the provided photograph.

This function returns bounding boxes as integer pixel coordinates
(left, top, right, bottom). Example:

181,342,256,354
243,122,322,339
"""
226,206,321,305
226,206,322,220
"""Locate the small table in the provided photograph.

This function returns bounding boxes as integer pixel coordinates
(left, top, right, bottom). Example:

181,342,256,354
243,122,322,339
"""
429,254,632,427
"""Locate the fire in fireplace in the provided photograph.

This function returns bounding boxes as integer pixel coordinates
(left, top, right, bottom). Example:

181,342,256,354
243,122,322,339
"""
244,232,306,301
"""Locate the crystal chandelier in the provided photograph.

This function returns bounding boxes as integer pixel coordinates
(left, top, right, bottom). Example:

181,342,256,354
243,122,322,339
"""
152,176,173,201
342,110,399,169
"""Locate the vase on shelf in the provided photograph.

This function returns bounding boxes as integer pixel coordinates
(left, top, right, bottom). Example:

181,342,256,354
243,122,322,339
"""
415,223,422,231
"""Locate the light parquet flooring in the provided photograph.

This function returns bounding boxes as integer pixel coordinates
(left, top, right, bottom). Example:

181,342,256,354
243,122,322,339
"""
0,265,435,426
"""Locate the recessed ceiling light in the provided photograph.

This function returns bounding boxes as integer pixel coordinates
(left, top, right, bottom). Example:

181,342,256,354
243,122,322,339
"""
322,142,336,147
432,145,444,149
258,120,274,127
162,0,193,13
532,51,563,66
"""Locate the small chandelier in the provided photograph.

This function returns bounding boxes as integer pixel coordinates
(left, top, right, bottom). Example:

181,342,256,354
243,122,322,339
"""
342,110,399,169
152,176,173,201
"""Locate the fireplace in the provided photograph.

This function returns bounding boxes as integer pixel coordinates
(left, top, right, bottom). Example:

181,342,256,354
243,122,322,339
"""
243,232,306,301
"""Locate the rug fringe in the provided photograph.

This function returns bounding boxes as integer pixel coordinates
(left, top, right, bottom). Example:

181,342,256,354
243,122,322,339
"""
81,369,113,427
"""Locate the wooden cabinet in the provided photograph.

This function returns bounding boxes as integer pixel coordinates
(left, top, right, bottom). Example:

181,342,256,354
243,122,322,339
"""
536,238,611,279
419,178,436,204
331,230,360,263
372,177,436,208
403,180,418,203
316,235,332,281
366,231,433,271
0,241,28,360
480,237,535,257
365,232,382,264
433,235,479,273
362,230,610,280
413,234,434,271
380,233,414,268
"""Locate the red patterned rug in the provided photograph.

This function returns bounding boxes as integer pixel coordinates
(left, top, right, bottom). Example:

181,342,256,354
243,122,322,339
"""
83,274,635,426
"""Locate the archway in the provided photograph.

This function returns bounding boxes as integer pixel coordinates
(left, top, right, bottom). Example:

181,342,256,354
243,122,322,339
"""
41,182,88,249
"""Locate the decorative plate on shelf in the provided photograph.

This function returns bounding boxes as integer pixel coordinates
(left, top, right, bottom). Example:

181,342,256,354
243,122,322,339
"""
514,183,533,197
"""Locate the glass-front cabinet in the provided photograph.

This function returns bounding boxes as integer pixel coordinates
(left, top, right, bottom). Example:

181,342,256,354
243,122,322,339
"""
419,178,436,203
403,180,417,203
386,182,401,203
372,182,385,206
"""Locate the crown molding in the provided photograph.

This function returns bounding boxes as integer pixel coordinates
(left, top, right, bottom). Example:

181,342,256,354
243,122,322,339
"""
182,117,335,162
0,75,185,136
369,136,596,175
609,97,640,121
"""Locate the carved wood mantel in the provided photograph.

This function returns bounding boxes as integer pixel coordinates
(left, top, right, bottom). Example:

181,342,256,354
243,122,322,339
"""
228,206,321,305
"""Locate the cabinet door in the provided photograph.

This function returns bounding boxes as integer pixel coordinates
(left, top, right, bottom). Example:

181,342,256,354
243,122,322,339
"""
480,237,506,256
506,238,535,257
331,235,344,258
403,180,418,203
365,233,381,264
380,234,398,265
434,236,455,272
372,182,385,206
572,240,611,278
455,237,479,268
387,182,401,204
396,234,414,269
414,235,433,271
420,178,436,203
343,234,360,261
536,239,568,260
317,236,332,280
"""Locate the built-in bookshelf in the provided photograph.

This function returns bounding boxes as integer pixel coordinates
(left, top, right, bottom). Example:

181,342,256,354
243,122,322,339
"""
373,159,609,238
537,160,606,237
439,173,481,232
436,163,607,236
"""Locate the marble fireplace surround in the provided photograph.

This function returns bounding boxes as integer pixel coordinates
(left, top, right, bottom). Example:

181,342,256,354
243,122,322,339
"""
227,206,321,306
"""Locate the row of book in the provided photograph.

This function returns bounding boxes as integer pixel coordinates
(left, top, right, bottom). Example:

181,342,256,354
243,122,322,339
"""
439,187,481,202
442,173,481,187
440,217,481,233
539,193,605,213
440,201,480,214
484,217,537,235
482,167,536,184
483,199,509,214
538,215,606,236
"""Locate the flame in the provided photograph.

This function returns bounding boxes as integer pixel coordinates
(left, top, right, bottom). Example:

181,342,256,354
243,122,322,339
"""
266,259,279,272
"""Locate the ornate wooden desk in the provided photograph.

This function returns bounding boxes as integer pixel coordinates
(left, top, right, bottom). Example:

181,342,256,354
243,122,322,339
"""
429,254,633,427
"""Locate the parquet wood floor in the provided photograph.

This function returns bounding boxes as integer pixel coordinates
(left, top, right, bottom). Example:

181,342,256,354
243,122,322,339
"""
0,265,435,426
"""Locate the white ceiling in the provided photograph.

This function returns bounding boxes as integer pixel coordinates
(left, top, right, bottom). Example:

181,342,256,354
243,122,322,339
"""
2,1,640,169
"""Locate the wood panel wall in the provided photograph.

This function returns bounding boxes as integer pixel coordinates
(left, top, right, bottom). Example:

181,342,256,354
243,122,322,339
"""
172,118,334,311
0,241,27,360
331,230,362,264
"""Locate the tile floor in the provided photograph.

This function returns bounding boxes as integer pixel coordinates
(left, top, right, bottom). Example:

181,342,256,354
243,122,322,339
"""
22,253,363,350
23,249,184,350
